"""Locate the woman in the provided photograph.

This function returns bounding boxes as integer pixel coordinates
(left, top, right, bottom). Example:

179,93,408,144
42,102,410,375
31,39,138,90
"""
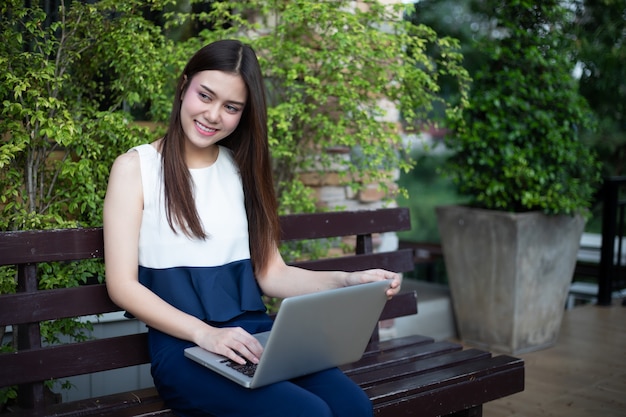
103,39,401,417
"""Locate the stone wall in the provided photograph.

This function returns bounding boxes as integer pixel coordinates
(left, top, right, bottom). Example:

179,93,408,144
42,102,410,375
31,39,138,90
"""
299,151,401,255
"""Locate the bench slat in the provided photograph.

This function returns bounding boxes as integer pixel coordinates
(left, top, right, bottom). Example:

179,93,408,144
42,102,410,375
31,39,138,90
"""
292,248,415,273
279,208,411,241
0,285,415,326
0,334,150,387
4,388,169,417
0,228,104,265
342,339,441,374
369,355,525,417
0,284,117,326
377,291,417,321
350,346,488,387
368,355,524,401
361,334,431,357
0,208,412,266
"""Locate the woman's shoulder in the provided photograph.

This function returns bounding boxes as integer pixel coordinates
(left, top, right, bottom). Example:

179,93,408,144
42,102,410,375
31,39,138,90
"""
111,148,141,173
124,141,161,169
129,141,159,157
109,142,161,183
106,149,143,206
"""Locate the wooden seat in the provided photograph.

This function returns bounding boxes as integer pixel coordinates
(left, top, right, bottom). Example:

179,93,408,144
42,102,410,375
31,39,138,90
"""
0,208,524,416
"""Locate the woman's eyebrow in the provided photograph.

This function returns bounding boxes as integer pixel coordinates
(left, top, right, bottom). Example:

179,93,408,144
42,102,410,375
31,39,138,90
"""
199,84,246,107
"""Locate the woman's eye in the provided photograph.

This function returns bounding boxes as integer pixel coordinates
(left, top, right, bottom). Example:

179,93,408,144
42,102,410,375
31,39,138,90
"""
199,92,211,101
225,105,240,113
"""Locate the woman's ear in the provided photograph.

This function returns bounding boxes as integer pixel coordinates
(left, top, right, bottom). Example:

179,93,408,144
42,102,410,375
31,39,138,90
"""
180,74,188,100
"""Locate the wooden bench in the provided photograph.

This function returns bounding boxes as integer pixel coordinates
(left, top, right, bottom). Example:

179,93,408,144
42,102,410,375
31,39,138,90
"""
0,207,524,416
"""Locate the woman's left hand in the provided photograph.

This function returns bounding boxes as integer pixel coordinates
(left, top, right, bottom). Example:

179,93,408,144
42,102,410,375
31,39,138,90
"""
345,269,402,299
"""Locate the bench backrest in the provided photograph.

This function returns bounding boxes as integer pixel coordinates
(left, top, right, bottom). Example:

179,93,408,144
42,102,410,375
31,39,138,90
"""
0,207,415,410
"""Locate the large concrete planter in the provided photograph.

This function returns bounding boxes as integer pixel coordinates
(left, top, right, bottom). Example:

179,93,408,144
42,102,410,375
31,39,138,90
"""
436,205,585,354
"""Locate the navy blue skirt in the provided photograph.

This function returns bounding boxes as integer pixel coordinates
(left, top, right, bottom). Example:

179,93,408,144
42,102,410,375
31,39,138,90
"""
147,311,372,417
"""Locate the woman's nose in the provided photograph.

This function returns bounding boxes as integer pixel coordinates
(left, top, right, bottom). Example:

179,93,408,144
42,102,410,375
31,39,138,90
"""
202,103,219,124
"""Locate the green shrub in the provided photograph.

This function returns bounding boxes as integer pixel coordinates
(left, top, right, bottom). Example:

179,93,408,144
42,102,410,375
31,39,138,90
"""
443,0,601,215
0,3,171,401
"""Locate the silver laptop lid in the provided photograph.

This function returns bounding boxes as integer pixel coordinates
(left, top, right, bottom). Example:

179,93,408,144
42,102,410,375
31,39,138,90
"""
250,279,390,387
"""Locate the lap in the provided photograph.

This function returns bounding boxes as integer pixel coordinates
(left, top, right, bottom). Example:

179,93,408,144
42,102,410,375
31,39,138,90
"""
155,346,372,417
148,326,371,417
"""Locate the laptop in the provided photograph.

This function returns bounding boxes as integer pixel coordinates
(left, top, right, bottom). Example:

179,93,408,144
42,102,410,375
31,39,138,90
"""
184,279,391,388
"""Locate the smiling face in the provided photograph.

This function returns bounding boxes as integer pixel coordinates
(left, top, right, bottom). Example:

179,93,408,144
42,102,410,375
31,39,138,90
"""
179,70,248,166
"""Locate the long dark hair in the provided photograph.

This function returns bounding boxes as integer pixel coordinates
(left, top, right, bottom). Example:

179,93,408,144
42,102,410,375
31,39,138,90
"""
161,39,279,274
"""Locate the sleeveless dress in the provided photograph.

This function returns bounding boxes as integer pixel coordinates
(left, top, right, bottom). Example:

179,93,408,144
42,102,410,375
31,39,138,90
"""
132,144,372,417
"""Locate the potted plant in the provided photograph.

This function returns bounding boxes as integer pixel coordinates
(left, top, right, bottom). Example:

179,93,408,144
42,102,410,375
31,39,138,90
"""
435,0,601,354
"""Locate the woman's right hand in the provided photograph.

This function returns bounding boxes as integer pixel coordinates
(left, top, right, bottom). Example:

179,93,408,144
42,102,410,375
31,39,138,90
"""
198,325,264,365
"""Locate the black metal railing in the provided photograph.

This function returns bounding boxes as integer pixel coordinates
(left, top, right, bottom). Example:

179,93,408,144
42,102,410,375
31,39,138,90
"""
597,176,626,306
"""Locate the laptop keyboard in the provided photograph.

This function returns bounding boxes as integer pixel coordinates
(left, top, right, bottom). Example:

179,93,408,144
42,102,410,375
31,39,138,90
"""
222,359,258,377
